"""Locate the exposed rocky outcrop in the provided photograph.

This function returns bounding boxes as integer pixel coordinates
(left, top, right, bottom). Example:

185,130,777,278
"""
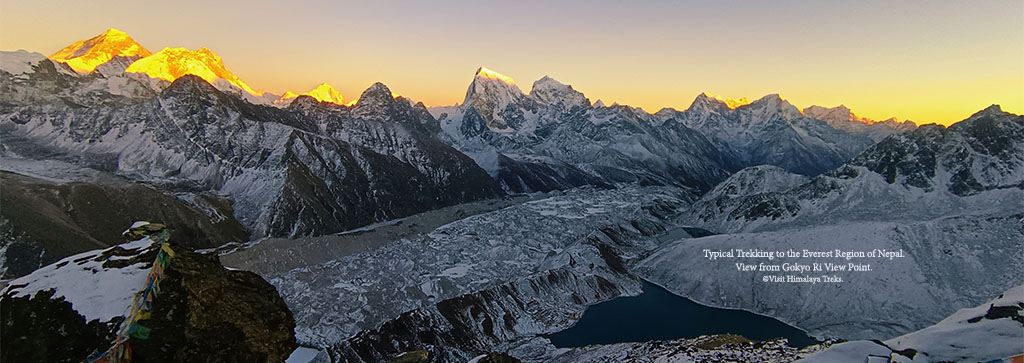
0,223,296,362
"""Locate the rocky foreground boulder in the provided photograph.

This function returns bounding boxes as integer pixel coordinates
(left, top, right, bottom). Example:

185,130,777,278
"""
0,222,295,362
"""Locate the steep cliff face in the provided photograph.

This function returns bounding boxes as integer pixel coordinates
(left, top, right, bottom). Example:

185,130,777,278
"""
0,224,296,362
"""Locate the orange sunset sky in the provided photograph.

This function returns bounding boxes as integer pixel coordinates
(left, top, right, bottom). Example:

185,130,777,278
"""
1,0,1021,125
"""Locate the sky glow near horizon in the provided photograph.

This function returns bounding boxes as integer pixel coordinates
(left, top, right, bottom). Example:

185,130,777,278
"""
1,0,1021,125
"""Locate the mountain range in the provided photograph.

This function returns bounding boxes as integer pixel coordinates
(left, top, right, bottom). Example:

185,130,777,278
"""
1,28,1021,363
640,105,1023,341
0,28,949,278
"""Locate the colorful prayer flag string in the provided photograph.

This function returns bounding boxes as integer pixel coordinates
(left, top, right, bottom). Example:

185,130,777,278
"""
84,229,174,363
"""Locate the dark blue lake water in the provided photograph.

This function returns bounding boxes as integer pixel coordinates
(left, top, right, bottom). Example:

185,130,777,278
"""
548,281,819,348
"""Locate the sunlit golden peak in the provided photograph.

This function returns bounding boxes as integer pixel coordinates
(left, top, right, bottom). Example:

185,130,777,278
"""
475,66,516,85
125,47,261,96
100,28,129,39
279,82,346,105
702,92,751,109
49,28,152,73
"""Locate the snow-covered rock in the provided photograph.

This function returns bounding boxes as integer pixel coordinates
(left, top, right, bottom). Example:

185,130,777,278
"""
275,82,346,107
0,68,503,240
803,104,916,141
461,66,538,132
4,235,156,322
529,76,590,110
701,165,810,200
438,67,738,194
667,93,876,176
0,50,47,75
800,284,1024,362
1,224,297,362
48,28,151,74
685,106,1024,233
636,216,1024,340
124,46,266,102
638,106,1024,341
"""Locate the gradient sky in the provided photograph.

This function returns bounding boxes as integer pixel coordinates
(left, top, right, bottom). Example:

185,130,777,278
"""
1,0,1021,125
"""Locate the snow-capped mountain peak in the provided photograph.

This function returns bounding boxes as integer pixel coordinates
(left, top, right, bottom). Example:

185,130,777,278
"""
461,66,534,131
803,104,917,139
802,104,872,124
741,93,803,120
124,46,262,97
464,66,525,103
529,75,590,109
0,50,47,75
701,92,751,109
686,92,737,115
351,82,402,113
475,66,516,85
276,82,346,106
49,28,152,74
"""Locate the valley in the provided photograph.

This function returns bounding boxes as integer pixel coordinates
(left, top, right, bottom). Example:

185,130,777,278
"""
1,26,1021,363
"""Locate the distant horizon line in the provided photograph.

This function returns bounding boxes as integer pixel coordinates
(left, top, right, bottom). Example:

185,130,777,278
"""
4,26,1018,127
10,44,1016,128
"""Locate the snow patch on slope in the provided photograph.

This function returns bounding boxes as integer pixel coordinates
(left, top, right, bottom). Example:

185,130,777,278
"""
0,50,46,75
800,284,1024,362
3,236,156,323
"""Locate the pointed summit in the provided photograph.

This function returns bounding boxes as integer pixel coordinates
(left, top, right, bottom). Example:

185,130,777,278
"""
125,47,260,96
738,94,802,120
529,76,590,109
464,66,524,106
475,66,516,85
354,82,397,107
463,67,525,104
50,28,152,73
304,83,345,104
685,93,736,115
462,66,532,130
277,82,346,106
